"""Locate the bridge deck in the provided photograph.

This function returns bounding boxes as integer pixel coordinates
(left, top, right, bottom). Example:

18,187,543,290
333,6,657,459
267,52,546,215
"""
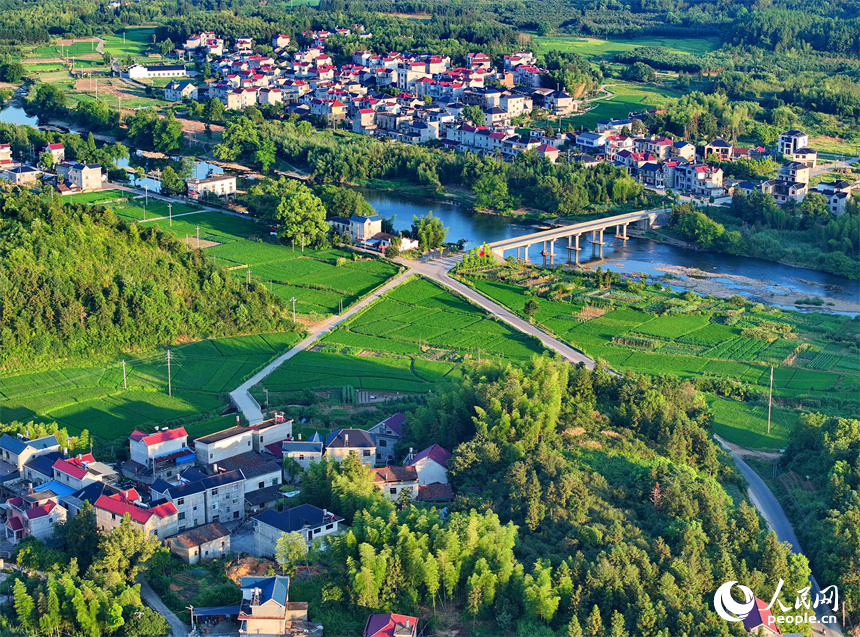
487,208,668,253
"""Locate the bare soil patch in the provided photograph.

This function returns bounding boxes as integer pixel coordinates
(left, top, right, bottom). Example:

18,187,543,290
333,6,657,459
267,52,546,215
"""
181,236,221,249
226,557,275,584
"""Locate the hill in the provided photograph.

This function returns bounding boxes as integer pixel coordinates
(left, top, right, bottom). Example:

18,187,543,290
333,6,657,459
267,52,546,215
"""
0,190,296,370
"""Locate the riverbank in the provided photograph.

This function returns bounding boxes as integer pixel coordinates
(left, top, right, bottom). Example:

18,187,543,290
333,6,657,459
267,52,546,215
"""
654,264,860,314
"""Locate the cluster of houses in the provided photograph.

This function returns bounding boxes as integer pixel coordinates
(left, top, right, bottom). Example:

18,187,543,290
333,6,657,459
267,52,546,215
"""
0,142,103,194
0,411,451,559
0,412,452,635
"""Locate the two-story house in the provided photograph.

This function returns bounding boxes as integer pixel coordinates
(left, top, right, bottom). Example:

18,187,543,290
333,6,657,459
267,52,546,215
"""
241,461,284,514
370,466,418,501
405,444,451,485
166,522,231,564
368,413,406,464
124,426,195,484
279,435,324,472
195,426,254,466
325,429,377,466
94,488,179,539
4,493,67,544
52,454,116,490
253,504,344,556
0,434,60,473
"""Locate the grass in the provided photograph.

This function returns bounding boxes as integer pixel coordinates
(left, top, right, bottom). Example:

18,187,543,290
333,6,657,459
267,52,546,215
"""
536,81,680,131
533,35,721,61
0,332,301,442
708,396,798,450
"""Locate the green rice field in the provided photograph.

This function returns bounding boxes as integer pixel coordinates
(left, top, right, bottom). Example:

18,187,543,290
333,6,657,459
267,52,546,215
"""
533,35,720,60
0,332,301,442
464,265,859,448
709,396,798,450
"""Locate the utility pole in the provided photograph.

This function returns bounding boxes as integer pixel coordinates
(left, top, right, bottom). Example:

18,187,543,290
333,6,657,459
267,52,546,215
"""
264,388,269,408
196,225,200,249
167,350,172,397
290,297,296,322
767,366,774,435
247,268,251,290
168,203,173,226
339,298,343,314
122,360,127,389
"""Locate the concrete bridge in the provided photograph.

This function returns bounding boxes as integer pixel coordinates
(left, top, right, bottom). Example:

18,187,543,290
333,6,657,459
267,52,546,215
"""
486,208,669,265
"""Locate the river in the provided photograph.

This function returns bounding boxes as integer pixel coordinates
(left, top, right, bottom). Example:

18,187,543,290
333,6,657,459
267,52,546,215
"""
358,188,859,311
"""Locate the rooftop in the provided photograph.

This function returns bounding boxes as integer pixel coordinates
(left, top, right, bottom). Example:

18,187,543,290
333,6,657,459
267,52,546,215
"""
168,522,230,548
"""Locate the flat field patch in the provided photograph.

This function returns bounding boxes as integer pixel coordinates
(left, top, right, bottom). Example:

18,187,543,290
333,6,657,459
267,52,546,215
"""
0,332,301,441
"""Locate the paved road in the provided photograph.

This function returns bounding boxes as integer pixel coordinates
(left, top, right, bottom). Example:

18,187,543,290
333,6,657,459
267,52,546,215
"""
811,156,859,177
139,577,189,637
402,255,595,368
714,436,844,637
229,270,415,423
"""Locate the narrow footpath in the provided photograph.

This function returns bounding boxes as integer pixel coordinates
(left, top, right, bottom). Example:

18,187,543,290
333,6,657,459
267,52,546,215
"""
139,577,189,637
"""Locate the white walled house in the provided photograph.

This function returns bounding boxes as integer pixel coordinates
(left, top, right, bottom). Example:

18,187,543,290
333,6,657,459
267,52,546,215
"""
187,174,237,200
405,444,451,485
127,64,187,80
324,429,376,466
368,413,405,464
195,426,254,465
370,466,418,501
253,504,344,556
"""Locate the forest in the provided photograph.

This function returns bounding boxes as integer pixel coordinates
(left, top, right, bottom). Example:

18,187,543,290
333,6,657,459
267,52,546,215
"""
783,414,860,632
0,190,297,369
3,505,172,636
290,355,821,635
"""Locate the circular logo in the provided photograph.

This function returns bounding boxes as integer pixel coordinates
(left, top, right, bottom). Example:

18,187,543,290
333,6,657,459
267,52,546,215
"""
714,581,756,622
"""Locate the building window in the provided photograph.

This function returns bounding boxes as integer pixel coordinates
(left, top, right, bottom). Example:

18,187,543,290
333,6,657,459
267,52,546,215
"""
211,488,218,495
363,450,371,457
389,487,397,494
178,512,186,521
258,481,264,489
233,511,239,519
326,524,333,530
298,455,304,460
177,498,184,506
272,478,278,486
379,439,387,447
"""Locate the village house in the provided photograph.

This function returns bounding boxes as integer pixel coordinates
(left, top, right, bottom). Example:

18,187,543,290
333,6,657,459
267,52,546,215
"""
166,522,231,564
670,140,696,161
325,429,377,465
164,81,198,101
370,466,419,501
4,166,41,185
44,143,65,164
127,64,187,80
405,444,451,486
52,453,116,490
703,139,733,161
241,460,284,514
122,426,194,484
278,435,325,472
816,180,854,215
238,575,311,637
152,469,246,529
187,174,237,200
673,163,724,198
273,34,291,48
368,413,406,464
61,162,101,191
4,493,67,544
94,488,179,539
22,451,65,486
0,434,60,474
253,504,344,556
195,426,254,465
363,614,418,637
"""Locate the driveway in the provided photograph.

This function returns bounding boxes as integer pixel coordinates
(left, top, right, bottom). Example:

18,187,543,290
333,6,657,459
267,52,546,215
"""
230,526,256,557
138,577,189,637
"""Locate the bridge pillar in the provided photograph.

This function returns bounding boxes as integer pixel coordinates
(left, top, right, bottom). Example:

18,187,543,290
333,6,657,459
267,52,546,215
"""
599,229,604,258
615,222,630,241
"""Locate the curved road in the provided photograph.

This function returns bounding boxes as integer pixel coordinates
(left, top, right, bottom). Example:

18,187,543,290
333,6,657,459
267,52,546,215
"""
715,436,843,637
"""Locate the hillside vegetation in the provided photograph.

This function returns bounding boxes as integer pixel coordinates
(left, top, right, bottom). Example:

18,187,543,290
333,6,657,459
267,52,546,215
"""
0,191,296,369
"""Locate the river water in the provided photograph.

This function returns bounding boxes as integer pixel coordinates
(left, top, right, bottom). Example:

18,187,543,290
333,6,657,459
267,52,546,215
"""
2,101,855,307
358,188,859,309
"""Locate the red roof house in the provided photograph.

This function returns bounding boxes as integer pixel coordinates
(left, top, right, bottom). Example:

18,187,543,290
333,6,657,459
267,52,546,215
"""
363,613,418,637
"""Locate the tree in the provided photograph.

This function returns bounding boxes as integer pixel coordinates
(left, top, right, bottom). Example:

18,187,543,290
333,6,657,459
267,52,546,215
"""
273,181,329,248
40,152,55,170
411,213,448,251
153,111,183,154
203,59,212,79
623,62,656,82
204,98,224,122
524,299,540,321
283,456,303,483
39,576,62,636
275,531,308,576
316,186,374,218
56,500,100,571
585,605,603,637
0,62,26,83
567,616,584,637
473,173,512,213
91,515,162,588
463,104,486,127
13,578,35,627
159,166,186,196
255,138,277,171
